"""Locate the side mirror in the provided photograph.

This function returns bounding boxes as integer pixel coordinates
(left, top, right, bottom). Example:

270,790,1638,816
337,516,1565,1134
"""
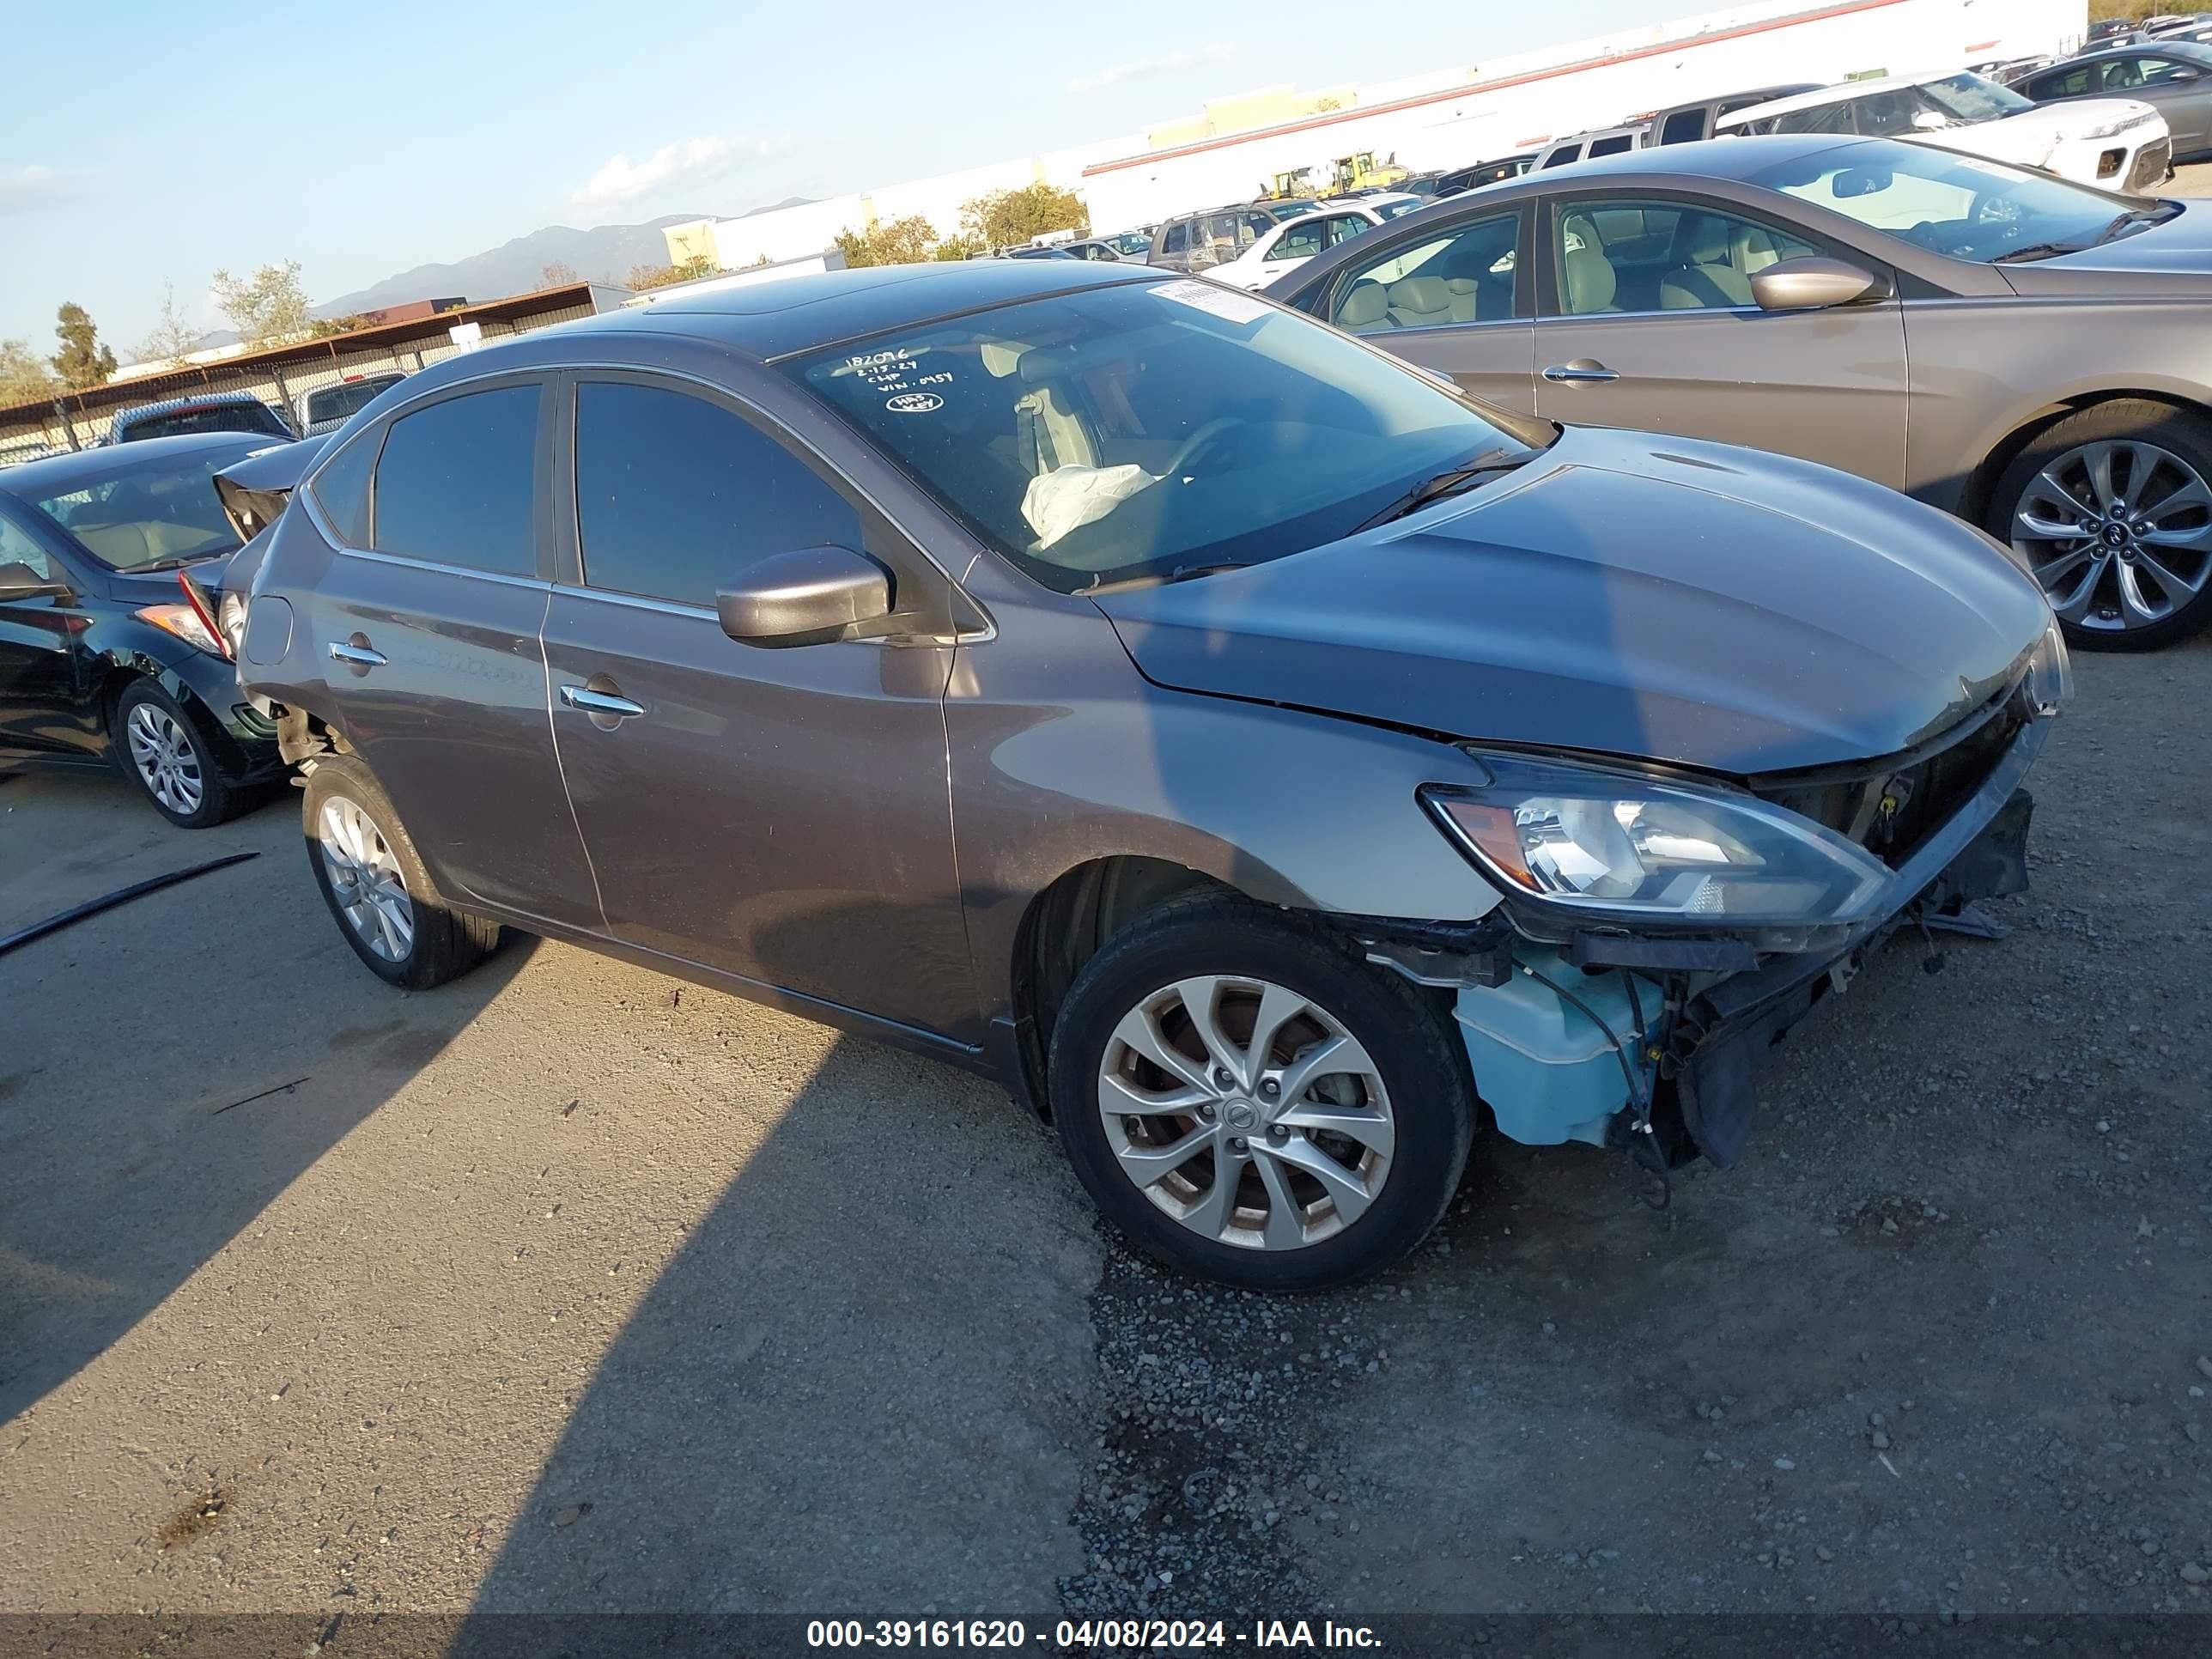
0,561,67,602
716,545,892,647
2169,68,2201,82
1750,256,1884,312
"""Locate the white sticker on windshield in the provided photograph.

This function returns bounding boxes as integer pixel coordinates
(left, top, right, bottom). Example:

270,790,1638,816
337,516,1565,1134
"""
1152,279,1271,325
886,392,943,414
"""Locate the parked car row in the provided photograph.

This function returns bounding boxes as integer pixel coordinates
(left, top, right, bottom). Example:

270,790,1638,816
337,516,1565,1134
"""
9,93,2197,1292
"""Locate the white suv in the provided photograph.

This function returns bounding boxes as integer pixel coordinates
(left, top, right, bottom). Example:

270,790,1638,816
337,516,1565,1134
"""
1718,70,2172,192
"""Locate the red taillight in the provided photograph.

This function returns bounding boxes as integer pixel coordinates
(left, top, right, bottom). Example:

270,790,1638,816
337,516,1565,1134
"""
175,568,232,661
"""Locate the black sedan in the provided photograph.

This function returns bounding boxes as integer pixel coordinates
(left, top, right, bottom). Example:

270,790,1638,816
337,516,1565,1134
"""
0,434,289,826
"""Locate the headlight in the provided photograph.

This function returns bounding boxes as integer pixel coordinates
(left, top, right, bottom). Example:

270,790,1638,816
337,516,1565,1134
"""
2023,616,2072,716
135,602,227,658
1422,753,1894,929
2076,109,2153,140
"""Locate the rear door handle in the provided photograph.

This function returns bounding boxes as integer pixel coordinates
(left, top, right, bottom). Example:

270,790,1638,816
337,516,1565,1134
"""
558,684,646,719
1541,359,1620,384
327,639,386,668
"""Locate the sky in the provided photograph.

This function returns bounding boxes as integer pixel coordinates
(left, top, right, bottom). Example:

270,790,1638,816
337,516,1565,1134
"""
0,0,1672,358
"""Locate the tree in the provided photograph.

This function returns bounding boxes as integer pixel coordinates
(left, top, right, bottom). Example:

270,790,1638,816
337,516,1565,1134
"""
0,338,59,408
933,234,983,262
624,253,720,290
51,302,117,390
541,262,579,285
138,281,203,368
309,314,376,338
833,214,940,268
210,260,313,347
960,184,1088,252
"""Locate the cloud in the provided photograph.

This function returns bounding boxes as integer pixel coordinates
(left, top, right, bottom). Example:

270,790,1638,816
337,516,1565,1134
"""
0,165,64,216
1066,42,1236,95
571,135,785,207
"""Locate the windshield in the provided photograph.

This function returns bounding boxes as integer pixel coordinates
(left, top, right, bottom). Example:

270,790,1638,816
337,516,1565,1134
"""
1750,138,2163,263
1375,198,1425,219
1913,71,2033,123
119,401,289,442
783,279,1551,592
27,452,244,570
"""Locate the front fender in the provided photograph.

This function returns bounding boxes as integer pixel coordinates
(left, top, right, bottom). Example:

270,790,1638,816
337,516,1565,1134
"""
945,601,1503,1021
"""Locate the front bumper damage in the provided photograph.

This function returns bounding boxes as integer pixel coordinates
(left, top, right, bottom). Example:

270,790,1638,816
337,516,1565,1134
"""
1366,714,2048,1172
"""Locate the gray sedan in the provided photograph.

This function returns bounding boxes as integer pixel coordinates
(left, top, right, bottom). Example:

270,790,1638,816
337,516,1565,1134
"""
1265,133,2212,648
2017,40,2212,160
228,259,2060,1289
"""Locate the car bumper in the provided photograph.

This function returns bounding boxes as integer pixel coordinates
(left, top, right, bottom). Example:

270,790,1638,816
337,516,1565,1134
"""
1666,714,2047,1165
167,649,287,784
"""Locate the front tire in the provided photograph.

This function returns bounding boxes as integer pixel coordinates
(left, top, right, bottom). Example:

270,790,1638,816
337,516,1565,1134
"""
1989,398,2212,651
301,755,499,989
1048,897,1475,1291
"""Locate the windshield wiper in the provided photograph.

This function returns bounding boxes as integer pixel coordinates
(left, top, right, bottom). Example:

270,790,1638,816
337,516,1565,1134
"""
1085,560,1251,594
134,551,231,573
1350,449,1528,534
1993,206,2172,264
1990,240,2078,264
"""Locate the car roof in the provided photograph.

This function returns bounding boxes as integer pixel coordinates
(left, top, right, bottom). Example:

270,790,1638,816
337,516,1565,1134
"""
1466,131,1866,185
110,388,276,422
2061,37,2212,63
556,258,1158,362
0,431,282,497
1717,71,1986,127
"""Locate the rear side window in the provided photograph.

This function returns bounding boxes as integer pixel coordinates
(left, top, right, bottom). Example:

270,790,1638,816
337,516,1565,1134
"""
1589,132,1635,157
371,385,540,576
306,377,400,428
1659,109,1707,143
573,382,860,608
1539,143,1583,168
309,431,377,547
1160,221,1188,255
122,403,289,442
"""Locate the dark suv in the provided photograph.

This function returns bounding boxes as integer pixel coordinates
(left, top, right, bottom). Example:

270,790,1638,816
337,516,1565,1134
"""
229,261,2062,1289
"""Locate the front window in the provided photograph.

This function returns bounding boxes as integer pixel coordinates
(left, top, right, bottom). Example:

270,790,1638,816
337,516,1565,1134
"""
782,279,1551,593
1752,138,2166,263
27,452,246,571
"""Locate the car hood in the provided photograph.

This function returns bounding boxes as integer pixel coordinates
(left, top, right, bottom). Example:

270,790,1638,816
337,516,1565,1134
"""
1998,198,2212,290
1904,98,2162,168
1091,427,2051,776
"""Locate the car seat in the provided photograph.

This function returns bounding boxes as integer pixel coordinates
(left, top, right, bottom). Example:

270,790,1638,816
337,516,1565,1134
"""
1660,213,1756,308
1337,282,1394,331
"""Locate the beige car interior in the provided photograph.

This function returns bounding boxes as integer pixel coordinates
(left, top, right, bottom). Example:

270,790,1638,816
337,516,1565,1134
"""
1332,218,1520,334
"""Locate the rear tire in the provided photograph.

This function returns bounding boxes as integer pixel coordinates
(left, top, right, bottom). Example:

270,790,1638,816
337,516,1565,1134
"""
1048,896,1475,1291
113,679,242,829
301,755,498,989
1987,398,2212,652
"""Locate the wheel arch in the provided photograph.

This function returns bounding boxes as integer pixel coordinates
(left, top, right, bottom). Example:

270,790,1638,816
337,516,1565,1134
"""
1960,388,2212,527
1005,855,1238,1120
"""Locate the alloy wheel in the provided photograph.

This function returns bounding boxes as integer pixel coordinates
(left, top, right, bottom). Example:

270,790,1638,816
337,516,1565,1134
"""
317,797,414,962
125,702,205,817
2010,439,2212,633
1097,975,1395,1251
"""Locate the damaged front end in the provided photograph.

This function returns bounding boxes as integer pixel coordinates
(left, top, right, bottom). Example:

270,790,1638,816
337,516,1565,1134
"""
1364,623,2069,1176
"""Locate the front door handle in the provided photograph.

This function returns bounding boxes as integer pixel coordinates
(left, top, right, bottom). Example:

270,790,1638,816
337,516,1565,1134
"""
327,638,386,668
558,683,646,720
1541,359,1621,384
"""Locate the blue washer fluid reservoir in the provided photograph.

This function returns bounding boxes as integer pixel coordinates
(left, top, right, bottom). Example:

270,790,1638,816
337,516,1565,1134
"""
1452,947,1660,1147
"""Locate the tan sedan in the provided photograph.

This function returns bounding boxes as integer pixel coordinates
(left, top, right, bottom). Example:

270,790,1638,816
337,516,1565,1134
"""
1266,132,2212,649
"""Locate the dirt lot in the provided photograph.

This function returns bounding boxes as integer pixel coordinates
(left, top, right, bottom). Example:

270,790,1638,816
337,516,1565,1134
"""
3,615,2209,1638
9,180,2212,1639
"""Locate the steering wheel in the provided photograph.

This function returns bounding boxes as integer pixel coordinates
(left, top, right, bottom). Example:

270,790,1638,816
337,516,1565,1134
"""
1166,417,1243,477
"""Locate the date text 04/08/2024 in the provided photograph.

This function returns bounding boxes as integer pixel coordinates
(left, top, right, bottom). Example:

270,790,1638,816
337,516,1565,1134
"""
805,1620,1383,1650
